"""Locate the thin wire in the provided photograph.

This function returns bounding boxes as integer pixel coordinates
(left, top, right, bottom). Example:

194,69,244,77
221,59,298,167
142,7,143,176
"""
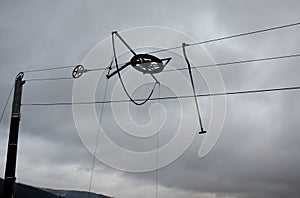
155,83,161,198
23,65,75,73
21,85,300,106
0,85,14,125
23,65,106,75
49,52,300,77
20,53,300,83
26,77,74,82
87,68,107,72
163,53,300,72
87,76,109,198
19,21,300,75
148,21,300,54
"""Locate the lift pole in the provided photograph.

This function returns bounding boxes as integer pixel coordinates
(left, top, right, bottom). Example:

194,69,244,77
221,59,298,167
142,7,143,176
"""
2,72,25,198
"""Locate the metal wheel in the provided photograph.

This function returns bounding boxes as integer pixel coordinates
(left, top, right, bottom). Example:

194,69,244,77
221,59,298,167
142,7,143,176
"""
72,65,85,79
130,54,164,74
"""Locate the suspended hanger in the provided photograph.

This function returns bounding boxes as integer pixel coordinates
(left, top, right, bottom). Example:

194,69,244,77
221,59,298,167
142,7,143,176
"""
182,42,207,134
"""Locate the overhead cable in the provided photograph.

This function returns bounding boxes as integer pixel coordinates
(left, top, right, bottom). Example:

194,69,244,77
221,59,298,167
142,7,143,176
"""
21,85,300,106
148,21,300,54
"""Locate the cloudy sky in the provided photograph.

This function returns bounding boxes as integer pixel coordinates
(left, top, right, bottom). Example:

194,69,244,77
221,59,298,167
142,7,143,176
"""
1,0,300,198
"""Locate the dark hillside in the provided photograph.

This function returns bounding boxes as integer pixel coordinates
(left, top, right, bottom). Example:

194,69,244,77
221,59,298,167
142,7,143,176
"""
0,178,112,198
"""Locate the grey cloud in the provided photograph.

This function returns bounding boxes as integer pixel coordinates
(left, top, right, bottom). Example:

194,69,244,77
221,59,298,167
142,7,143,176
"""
1,0,300,198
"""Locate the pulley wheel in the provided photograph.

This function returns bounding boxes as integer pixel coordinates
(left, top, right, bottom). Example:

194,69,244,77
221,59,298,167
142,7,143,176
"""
72,65,85,79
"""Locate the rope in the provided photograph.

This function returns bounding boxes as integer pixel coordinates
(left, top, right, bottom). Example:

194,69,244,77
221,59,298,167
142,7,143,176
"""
111,32,157,106
155,83,161,198
0,85,14,125
87,75,109,198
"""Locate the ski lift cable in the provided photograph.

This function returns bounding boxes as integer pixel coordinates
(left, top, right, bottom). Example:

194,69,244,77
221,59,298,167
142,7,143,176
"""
26,77,74,82
23,65,76,73
147,21,300,54
21,52,300,83
163,53,300,72
21,85,300,106
19,21,300,75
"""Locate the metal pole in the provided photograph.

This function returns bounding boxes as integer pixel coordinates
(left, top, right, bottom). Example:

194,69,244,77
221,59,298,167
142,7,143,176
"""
2,72,25,198
182,43,206,134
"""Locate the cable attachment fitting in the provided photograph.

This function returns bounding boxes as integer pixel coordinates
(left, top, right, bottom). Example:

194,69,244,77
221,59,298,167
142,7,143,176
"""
182,42,191,47
16,72,24,81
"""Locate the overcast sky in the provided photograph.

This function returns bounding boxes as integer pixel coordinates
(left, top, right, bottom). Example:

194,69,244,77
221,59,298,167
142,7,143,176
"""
1,0,300,198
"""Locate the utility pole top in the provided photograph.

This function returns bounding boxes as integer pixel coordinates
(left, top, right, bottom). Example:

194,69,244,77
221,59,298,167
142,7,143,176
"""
2,72,25,198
